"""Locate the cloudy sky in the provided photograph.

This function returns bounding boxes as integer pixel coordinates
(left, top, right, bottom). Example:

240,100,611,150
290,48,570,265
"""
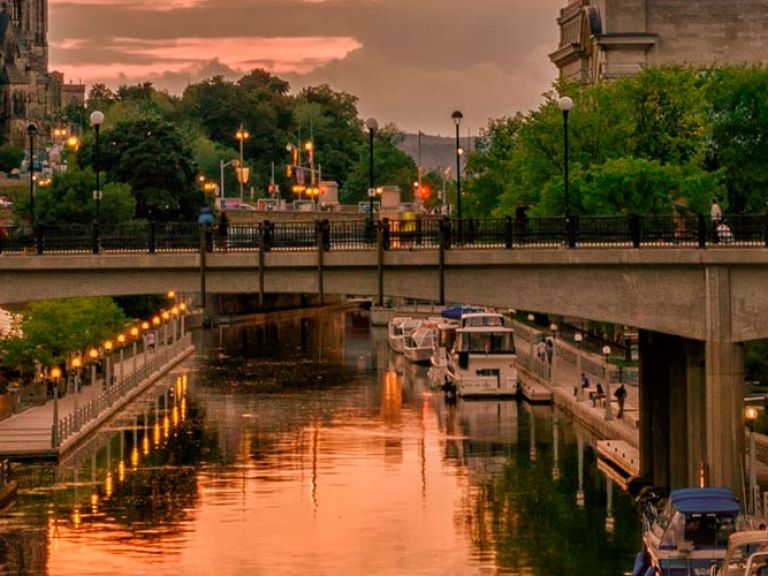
49,0,564,135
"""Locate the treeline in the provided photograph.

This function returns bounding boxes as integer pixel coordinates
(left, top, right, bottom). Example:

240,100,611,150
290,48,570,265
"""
17,69,418,225
463,66,768,218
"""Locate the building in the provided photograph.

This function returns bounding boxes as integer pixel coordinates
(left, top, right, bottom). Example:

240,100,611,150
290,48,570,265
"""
0,0,49,140
550,0,768,84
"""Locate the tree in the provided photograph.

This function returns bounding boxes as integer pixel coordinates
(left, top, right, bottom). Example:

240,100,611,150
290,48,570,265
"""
32,168,135,225
0,142,24,172
340,124,417,205
92,116,201,221
0,297,127,379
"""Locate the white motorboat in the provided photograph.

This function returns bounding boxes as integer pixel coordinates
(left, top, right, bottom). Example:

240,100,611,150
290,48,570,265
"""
632,487,752,576
709,531,768,576
445,313,519,397
404,324,438,364
387,317,422,353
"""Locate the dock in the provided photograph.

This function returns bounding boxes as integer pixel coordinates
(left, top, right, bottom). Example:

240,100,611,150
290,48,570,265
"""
0,332,194,462
596,440,640,490
519,379,553,404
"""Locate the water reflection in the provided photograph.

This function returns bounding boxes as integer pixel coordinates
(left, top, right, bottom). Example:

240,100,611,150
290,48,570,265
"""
1,310,641,576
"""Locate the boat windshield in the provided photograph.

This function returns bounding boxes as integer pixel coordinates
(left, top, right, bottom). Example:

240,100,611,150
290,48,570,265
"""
663,512,738,549
457,331,515,354
462,315,504,328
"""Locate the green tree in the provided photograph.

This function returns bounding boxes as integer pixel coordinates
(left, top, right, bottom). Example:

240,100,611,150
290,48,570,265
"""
0,297,127,378
32,168,135,225
0,142,24,172
90,116,201,221
340,124,417,204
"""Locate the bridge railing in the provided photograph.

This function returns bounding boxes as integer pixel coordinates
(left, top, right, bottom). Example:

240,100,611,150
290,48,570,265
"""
3,213,768,255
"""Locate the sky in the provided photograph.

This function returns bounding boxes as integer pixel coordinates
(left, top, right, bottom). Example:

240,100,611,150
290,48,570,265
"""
49,0,564,135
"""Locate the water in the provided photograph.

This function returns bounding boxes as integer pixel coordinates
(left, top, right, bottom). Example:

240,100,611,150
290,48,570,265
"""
0,310,641,575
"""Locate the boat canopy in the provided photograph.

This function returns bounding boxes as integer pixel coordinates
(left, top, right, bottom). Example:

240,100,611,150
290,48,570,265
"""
440,305,485,320
670,488,741,514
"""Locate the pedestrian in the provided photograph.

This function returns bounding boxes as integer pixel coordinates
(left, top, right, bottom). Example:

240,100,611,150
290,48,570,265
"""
217,210,229,252
711,199,723,243
545,337,554,366
147,330,157,353
580,372,590,399
198,206,214,252
615,383,628,418
537,338,547,361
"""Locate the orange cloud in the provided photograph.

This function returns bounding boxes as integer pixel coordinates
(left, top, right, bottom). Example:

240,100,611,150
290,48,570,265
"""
51,35,362,83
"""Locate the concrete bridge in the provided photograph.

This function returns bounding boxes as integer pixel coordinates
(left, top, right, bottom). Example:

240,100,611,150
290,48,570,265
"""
1,246,767,496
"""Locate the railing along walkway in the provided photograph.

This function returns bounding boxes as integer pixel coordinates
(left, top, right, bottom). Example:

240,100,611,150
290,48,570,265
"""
1,213,767,256
0,331,193,459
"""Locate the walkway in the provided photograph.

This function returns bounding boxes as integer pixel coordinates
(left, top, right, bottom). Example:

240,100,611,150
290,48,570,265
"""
0,330,194,460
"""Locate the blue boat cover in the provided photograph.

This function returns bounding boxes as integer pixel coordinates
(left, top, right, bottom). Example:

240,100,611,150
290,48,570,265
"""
441,305,486,320
670,488,740,514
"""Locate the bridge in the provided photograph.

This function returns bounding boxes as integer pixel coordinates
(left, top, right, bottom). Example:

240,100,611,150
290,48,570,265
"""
1,215,768,496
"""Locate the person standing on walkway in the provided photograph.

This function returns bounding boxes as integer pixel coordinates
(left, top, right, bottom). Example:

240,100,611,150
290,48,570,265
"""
615,384,627,418
216,210,229,252
711,199,723,244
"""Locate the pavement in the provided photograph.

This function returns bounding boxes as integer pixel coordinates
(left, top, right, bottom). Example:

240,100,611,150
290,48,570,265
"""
0,332,192,458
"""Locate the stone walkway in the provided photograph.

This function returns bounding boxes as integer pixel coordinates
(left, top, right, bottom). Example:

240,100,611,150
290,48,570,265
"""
0,332,193,459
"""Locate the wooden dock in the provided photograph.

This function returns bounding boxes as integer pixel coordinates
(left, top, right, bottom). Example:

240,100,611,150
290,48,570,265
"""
519,379,553,404
596,439,640,490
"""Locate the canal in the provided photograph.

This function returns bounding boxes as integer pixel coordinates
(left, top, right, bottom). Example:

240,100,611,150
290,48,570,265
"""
0,309,641,575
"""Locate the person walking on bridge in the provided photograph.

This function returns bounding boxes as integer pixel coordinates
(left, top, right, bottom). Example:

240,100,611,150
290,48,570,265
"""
614,384,627,418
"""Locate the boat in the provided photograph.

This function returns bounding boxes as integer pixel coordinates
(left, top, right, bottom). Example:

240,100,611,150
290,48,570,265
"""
633,487,752,576
404,324,439,364
708,531,768,576
445,312,519,397
387,317,422,353
428,321,459,384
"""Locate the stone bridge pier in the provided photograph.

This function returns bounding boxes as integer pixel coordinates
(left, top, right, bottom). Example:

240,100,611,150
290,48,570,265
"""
639,267,744,495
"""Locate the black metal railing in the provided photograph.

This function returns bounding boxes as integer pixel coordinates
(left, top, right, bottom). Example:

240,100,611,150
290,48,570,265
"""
2,214,768,256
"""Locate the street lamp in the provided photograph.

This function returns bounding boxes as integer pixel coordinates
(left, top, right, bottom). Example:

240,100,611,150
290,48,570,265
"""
365,117,378,239
574,332,584,400
130,326,140,378
451,110,463,220
26,123,37,231
746,406,759,515
90,110,105,226
549,323,558,381
557,96,574,217
235,125,250,203
117,334,126,385
103,340,113,392
88,347,99,387
602,345,613,420
50,366,62,448
71,356,82,430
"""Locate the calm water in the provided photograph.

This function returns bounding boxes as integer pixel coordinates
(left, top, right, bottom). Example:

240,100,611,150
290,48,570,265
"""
0,310,640,575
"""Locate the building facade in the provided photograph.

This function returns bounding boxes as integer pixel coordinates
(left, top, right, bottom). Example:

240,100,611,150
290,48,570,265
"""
550,0,768,84
0,0,49,139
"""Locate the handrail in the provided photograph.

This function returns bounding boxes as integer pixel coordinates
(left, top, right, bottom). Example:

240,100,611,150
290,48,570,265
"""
1,214,767,256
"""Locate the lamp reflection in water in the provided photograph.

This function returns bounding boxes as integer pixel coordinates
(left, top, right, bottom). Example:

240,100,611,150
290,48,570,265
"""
576,430,585,508
605,478,615,536
381,370,402,424
551,409,560,481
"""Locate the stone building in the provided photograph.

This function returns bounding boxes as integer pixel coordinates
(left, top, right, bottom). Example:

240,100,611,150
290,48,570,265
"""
0,0,49,140
550,0,768,84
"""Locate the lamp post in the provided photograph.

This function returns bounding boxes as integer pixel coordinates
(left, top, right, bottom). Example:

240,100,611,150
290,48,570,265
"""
526,313,535,355
602,345,613,420
171,306,179,343
746,406,759,515
116,334,126,385
142,320,151,372
71,356,82,431
90,111,105,225
235,125,250,203
574,332,584,400
179,302,187,337
130,326,140,379
365,117,378,240
50,366,62,448
557,96,574,218
26,123,37,231
103,340,113,393
451,111,463,221
88,347,99,387
162,311,170,358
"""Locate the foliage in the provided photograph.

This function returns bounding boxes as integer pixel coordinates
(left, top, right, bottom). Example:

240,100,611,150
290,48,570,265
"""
93,116,201,221
0,297,127,378
32,168,135,225
0,143,24,173
340,124,417,204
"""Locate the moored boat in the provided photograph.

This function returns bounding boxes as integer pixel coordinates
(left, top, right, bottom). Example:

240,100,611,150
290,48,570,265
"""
404,324,438,364
445,312,519,397
634,487,751,576
387,317,422,353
